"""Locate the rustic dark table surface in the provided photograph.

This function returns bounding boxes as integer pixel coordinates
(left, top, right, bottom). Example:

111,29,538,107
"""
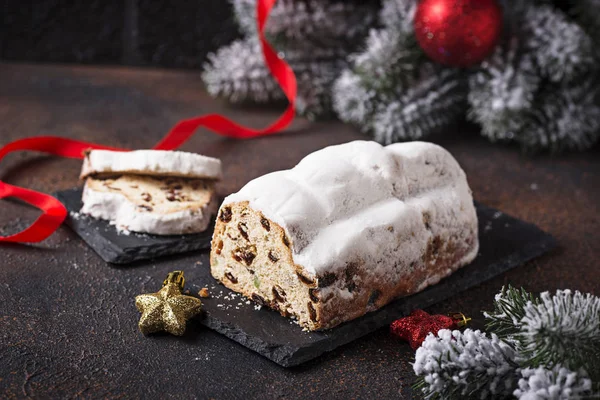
1,63,599,399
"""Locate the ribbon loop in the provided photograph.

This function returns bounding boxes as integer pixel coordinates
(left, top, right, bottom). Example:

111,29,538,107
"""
0,182,67,243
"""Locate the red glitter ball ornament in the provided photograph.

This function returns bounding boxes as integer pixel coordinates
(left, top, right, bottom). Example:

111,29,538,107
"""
390,310,469,349
413,0,503,67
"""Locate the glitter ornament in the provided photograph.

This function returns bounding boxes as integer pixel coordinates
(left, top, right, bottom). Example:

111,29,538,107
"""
135,271,203,336
413,0,503,67
390,309,470,349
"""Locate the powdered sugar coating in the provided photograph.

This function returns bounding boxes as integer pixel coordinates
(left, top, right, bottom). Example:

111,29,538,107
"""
223,141,478,277
80,150,222,180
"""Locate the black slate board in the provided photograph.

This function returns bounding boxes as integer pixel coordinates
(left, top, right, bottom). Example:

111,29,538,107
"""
189,203,555,367
57,189,555,367
55,188,214,264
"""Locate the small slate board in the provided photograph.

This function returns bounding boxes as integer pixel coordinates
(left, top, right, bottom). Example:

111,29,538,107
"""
188,203,555,367
55,188,214,264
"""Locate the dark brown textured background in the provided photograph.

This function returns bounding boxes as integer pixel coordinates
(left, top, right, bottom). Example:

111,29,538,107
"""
0,63,599,399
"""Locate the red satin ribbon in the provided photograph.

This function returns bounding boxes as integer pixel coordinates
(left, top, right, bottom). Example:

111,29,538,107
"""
0,0,296,244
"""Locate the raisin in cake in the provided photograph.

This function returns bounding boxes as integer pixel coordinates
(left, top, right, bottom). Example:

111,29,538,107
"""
210,141,478,331
80,150,221,235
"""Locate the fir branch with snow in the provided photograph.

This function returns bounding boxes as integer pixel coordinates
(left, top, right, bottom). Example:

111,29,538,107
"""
332,0,600,152
203,37,284,105
334,63,467,143
514,366,593,400
467,37,540,145
521,81,600,152
517,290,600,378
414,287,600,399
206,0,600,151
485,286,600,381
468,2,600,152
333,0,467,143
524,5,595,83
203,0,379,120
369,68,467,143
413,329,520,399
484,285,540,338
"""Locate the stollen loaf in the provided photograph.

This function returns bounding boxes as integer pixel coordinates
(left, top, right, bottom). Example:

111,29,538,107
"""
210,141,478,330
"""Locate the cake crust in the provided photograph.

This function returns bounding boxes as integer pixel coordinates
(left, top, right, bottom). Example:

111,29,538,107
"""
80,149,222,180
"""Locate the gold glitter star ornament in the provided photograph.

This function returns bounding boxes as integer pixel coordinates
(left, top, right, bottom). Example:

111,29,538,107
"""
135,271,203,336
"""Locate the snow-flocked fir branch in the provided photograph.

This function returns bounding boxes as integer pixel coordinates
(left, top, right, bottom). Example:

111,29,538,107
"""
484,286,540,338
524,5,595,83
339,0,421,93
232,0,378,47
467,37,540,144
413,329,520,399
414,287,600,399
414,330,596,400
332,0,600,152
514,366,593,400
203,0,379,119
231,0,257,36
351,26,424,93
485,287,600,382
467,3,600,152
334,64,467,143
203,37,285,104
517,290,600,377
522,80,600,152
264,1,379,51
333,0,467,143
207,0,600,151
379,0,417,31
369,69,467,143
203,37,350,118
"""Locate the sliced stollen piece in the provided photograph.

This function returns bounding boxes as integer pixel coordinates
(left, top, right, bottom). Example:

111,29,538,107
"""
81,175,217,235
210,141,479,331
80,149,222,180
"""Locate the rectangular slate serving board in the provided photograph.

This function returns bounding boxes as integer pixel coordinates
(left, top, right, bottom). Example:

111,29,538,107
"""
55,188,214,264
182,203,555,367
57,188,555,367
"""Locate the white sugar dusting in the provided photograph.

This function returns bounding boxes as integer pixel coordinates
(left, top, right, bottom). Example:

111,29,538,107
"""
208,285,263,312
224,141,478,279
81,149,222,180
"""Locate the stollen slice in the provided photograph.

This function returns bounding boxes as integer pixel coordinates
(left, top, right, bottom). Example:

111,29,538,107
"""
81,175,217,235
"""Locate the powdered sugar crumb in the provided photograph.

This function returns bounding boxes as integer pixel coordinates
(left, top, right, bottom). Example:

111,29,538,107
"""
207,284,265,311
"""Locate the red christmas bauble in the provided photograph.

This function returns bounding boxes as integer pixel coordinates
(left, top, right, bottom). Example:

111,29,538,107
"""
413,0,503,67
